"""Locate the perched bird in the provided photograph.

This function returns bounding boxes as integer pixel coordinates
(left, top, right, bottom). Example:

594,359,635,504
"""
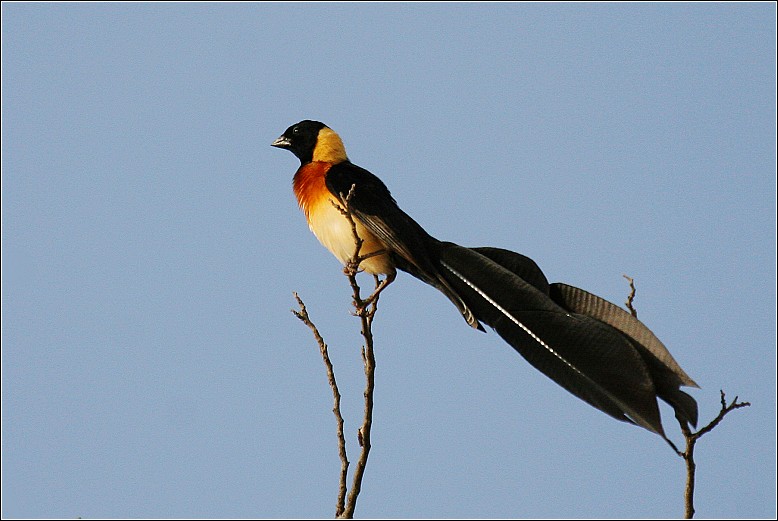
272,119,699,444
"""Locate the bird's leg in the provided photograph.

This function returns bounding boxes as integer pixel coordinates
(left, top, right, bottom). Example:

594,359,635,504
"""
363,271,396,307
352,272,395,318
349,270,395,318
343,249,385,278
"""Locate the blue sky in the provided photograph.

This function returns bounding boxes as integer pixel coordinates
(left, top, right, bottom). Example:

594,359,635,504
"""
2,2,775,519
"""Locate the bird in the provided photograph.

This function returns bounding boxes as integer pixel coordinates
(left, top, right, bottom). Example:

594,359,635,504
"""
272,119,699,445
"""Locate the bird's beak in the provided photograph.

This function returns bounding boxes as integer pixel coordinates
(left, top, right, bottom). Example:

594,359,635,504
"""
271,136,291,148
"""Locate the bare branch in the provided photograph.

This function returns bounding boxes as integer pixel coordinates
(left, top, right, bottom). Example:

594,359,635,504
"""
341,278,380,518
678,391,751,519
336,185,393,519
292,293,349,517
622,274,638,318
295,184,393,519
621,277,751,518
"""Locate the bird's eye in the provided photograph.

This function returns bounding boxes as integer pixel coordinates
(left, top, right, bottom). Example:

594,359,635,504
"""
292,126,300,135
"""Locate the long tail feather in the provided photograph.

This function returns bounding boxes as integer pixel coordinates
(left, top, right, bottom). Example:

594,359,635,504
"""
549,283,699,428
459,245,699,430
470,247,550,295
436,243,667,436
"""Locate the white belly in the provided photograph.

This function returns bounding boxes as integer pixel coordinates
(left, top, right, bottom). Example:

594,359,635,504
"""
307,197,395,275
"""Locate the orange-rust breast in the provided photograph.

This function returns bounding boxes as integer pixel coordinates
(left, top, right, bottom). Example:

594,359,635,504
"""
292,161,333,219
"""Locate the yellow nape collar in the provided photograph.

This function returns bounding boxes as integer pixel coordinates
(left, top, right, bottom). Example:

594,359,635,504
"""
312,127,349,163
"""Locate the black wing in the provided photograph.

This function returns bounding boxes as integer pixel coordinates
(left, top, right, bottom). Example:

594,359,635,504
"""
325,161,481,328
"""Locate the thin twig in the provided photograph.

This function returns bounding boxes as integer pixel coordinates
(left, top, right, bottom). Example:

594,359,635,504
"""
678,391,751,519
342,280,379,518
621,277,751,518
292,293,349,517
337,185,392,519
294,184,392,519
623,274,638,318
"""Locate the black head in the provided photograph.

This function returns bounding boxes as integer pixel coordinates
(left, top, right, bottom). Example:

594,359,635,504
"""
271,120,328,165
